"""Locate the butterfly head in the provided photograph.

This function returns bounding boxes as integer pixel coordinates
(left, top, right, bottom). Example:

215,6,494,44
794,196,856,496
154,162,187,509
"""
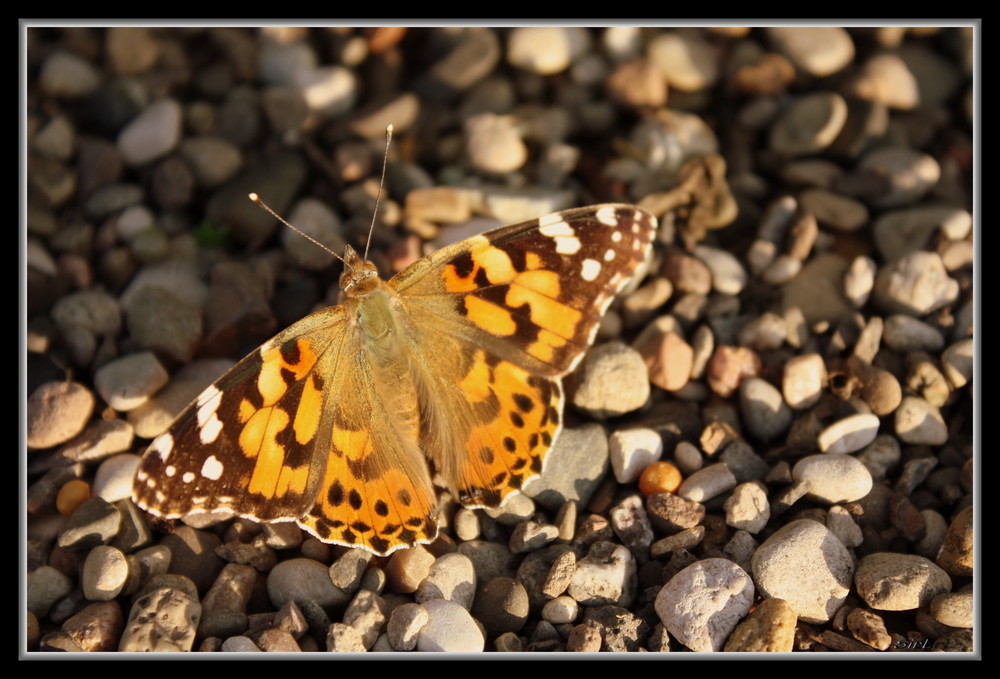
340,244,380,294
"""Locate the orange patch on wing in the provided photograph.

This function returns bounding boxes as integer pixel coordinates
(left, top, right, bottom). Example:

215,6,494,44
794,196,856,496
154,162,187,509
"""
457,350,494,401
244,407,292,496
464,295,517,336
506,285,581,339
293,374,323,444
257,340,318,405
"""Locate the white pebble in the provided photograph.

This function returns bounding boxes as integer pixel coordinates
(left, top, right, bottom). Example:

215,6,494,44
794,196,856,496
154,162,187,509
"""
655,558,754,651
416,599,485,652
609,428,663,483
792,454,873,503
817,413,880,454
677,462,737,503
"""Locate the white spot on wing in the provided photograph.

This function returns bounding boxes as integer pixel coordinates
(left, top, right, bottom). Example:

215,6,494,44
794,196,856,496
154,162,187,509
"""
539,218,582,254
165,465,176,477
201,455,224,480
182,472,195,484
197,384,221,407
200,413,223,444
151,434,174,462
612,231,622,243
604,248,616,262
581,258,601,281
596,206,618,227
539,212,564,227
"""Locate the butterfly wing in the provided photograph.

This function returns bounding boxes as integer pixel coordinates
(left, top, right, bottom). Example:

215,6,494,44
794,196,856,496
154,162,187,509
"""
133,303,438,555
390,205,658,508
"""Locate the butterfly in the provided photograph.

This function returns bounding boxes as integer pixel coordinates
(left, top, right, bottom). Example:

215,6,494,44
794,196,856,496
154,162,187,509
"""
133,204,658,555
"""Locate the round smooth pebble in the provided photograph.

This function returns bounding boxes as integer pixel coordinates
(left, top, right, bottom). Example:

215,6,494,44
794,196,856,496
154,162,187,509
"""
740,377,792,441
857,434,901,481
82,545,129,601
930,591,973,628
385,544,436,594
470,577,529,639
56,479,91,517
416,599,485,652
608,428,663,483
94,351,169,411
723,597,797,652
267,558,348,611
873,206,972,262
826,505,863,548
567,541,637,607
507,27,588,75
751,520,854,623
27,380,95,449
737,312,787,351
673,440,703,475
792,454,873,503
723,481,770,534
117,98,183,166
894,396,948,445
858,148,940,208
882,314,945,352
638,460,682,495
414,552,476,610
782,353,826,409
61,601,125,652
647,31,719,91
817,413,880,454
93,454,142,502
844,255,877,307
677,462,737,503
798,188,869,231
387,602,429,651
855,553,951,611
769,91,847,155
767,27,855,77
570,342,650,419
655,558,755,652
541,595,579,625
693,244,747,295
343,590,388,650
27,566,74,617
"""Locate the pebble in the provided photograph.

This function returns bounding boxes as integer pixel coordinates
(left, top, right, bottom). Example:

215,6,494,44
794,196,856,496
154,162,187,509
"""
328,549,372,594
343,590,388,649
570,342,650,419
124,286,203,363
844,255,877,307
509,519,559,554
609,494,654,555
82,544,129,601
873,206,972,261
873,251,959,316
326,622,366,652
94,351,169,411
769,92,848,155
199,563,256,639
693,244,747,295
464,113,527,174
583,605,649,652
706,345,761,398
936,506,973,576
385,544,436,594
541,595,579,625
506,27,588,75
782,254,854,326
117,99,183,166
792,454,873,504
61,601,124,652
39,50,101,98
859,148,940,208
930,591,973,628
27,381,96,450
470,577,529,639
783,353,827,409
609,428,663,484
724,597,797,652
119,586,202,652
672,440,703,476
767,27,855,77
751,520,854,623
817,413,881,454
882,314,946,352
27,565,74,617
739,377,792,441
567,541,636,607
387,602,429,651
638,460,683,496
266,557,348,611
640,329,694,392
846,607,892,650
414,552,476,609
178,136,243,188
894,396,949,445
58,496,122,551
723,482,770,534
655,558,755,652
848,52,920,109
677,462,737,504
55,479,90,517
855,553,951,610
799,188,869,231
647,31,719,91
416,599,485,652
915,509,949,560
826,505,864,548
737,312,787,351
941,338,973,388
566,621,602,652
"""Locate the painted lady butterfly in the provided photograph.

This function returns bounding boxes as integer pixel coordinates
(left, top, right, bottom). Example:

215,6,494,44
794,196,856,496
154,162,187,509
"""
133,203,657,555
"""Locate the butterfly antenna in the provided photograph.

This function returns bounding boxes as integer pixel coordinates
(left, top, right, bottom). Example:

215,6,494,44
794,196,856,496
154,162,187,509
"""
248,193,348,268
363,124,393,261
